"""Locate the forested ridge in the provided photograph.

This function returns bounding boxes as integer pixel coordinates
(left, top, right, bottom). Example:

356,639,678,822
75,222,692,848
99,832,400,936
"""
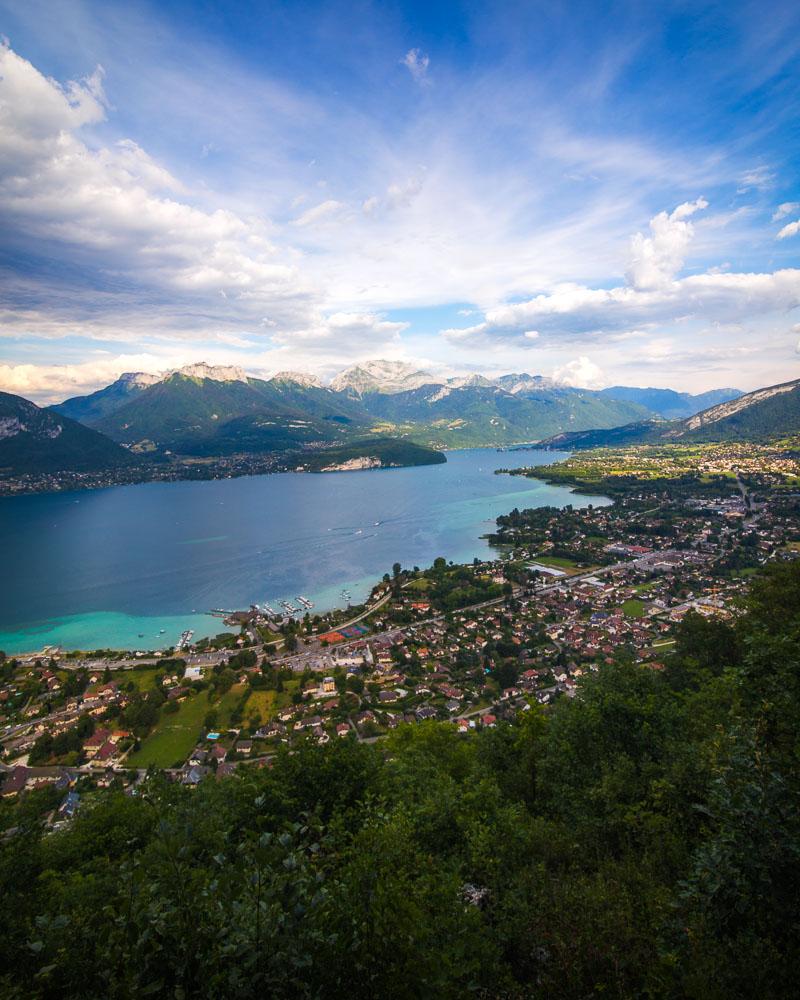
2,563,799,999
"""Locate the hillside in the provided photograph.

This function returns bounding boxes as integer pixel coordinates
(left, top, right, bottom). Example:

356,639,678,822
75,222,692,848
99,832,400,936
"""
301,437,446,471
0,391,134,474
675,376,800,440
599,385,742,419
540,376,800,448
538,419,666,450
88,372,370,455
359,382,650,447
2,562,799,997
54,372,161,424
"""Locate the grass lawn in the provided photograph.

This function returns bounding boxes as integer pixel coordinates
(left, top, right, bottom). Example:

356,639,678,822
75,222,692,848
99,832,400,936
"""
127,684,245,769
620,598,647,618
110,667,160,692
634,581,660,594
406,578,431,592
245,689,277,721
534,555,580,569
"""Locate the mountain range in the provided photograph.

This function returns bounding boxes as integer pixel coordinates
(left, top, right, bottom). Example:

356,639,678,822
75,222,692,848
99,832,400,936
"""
0,359,761,480
53,359,741,455
539,376,800,449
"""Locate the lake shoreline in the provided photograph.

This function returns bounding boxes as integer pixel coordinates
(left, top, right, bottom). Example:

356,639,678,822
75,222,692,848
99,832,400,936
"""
0,449,609,656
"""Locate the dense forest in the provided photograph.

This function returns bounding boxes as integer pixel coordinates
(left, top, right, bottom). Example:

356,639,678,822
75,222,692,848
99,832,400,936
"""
1,563,799,998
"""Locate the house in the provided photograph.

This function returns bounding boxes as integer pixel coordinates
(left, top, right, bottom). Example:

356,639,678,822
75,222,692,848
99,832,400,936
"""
236,739,253,755
82,728,113,758
91,741,118,766
182,765,208,786
481,714,497,728
1,766,28,798
336,723,351,737
322,676,336,694
59,791,80,819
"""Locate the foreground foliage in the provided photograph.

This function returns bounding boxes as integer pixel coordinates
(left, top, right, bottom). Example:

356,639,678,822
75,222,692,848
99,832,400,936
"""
2,564,800,998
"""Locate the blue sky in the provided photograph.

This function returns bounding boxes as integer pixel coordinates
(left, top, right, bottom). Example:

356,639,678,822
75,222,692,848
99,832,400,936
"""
0,0,799,401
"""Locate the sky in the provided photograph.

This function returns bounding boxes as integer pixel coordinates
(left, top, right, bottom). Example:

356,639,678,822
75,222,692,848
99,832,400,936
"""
0,0,799,403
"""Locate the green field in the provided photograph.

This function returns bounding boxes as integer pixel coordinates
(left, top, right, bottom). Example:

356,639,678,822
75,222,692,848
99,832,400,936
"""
127,685,245,768
109,666,160,692
244,689,277,720
533,555,580,569
620,598,647,618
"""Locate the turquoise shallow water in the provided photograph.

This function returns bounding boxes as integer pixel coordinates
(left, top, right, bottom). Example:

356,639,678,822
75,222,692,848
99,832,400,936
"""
0,449,608,653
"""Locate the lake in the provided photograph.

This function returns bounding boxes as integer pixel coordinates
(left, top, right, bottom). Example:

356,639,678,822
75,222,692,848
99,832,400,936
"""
0,449,609,653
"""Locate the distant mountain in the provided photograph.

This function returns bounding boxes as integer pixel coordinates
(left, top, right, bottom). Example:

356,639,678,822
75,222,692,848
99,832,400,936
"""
270,371,324,388
330,360,436,396
0,391,134,474
87,371,372,455
496,373,557,394
356,382,650,448
672,377,800,441
55,371,161,425
599,385,742,419
53,360,651,454
537,420,665,450
541,376,800,448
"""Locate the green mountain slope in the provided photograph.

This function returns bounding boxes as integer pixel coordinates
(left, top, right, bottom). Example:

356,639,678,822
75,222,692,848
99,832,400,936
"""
58,369,650,454
359,383,650,447
541,377,800,448
302,437,447,470
91,373,372,455
53,372,160,424
0,391,134,474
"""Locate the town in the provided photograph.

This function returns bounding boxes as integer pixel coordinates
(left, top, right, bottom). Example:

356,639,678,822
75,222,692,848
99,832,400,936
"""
3,441,800,827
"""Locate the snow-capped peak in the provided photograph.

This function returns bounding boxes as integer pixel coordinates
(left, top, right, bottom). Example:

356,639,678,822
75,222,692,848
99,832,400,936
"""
330,359,441,395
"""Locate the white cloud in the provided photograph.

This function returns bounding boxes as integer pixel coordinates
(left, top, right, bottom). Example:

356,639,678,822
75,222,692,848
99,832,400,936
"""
737,165,774,192
553,356,605,388
625,197,707,290
271,310,408,348
0,354,175,402
401,48,430,84
773,202,799,221
443,268,800,347
292,199,345,227
0,48,310,324
777,218,800,240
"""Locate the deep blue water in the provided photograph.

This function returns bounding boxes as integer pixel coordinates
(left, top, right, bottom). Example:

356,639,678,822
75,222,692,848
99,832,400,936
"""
0,449,608,653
